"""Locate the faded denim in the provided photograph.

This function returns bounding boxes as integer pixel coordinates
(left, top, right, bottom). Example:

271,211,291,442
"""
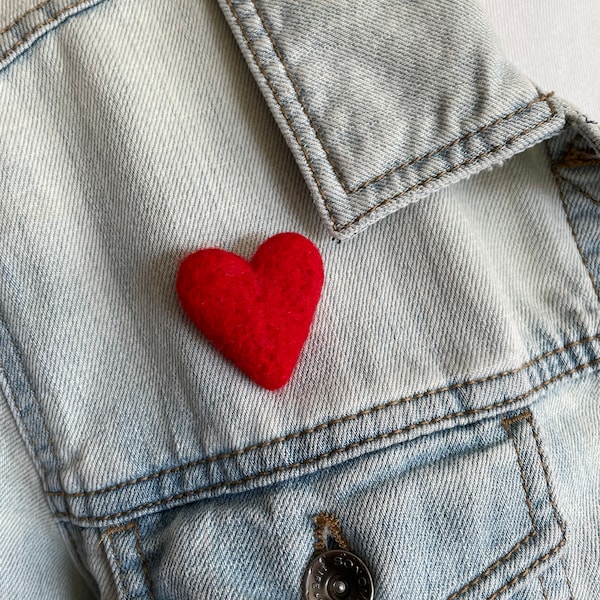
0,0,599,598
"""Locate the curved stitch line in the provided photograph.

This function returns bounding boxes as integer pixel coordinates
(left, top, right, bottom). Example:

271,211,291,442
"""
228,0,557,233
54,356,600,523
447,412,566,600
47,333,600,500
0,0,52,36
0,0,91,63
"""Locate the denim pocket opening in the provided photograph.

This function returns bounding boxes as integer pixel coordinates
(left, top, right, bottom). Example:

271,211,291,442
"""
89,409,569,600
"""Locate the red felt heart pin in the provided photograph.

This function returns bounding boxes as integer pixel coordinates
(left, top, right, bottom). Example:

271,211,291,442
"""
176,232,324,390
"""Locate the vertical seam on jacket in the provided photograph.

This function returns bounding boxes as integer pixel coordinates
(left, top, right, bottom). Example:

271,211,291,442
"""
504,419,536,528
133,523,155,600
488,413,566,600
0,315,63,491
65,526,87,576
102,522,154,600
250,0,350,193
447,411,566,600
446,411,536,600
0,368,50,481
548,143,600,305
222,0,337,227
104,528,127,599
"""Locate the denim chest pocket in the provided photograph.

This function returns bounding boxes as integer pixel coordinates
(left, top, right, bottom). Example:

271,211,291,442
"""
84,409,570,599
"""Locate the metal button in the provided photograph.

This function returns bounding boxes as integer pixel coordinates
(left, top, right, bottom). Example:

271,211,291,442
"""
303,549,374,600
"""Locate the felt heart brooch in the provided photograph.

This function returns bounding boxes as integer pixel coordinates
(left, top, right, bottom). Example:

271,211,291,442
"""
176,232,324,390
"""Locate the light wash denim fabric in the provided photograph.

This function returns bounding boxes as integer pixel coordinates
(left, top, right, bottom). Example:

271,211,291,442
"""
0,0,599,599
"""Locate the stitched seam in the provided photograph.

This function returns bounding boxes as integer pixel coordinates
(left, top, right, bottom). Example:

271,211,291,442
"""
55,356,600,524
503,415,536,528
249,0,553,196
549,152,600,305
486,414,567,600
337,99,557,232
231,1,556,232
558,175,600,207
102,522,155,600
499,412,530,429
554,142,600,169
0,0,90,64
538,575,549,600
249,3,551,196
0,368,49,480
0,0,52,35
47,333,600,500
0,319,63,489
250,0,349,194
447,411,537,600
104,528,127,599
349,95,553,193
65,527,86,573
223,0,337,228
449,536,538,600
448,411,566,600
489,542,565,600
529,414,565,533
133,522,155,600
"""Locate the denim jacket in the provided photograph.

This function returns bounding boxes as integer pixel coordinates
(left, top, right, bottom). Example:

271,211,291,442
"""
1,0,599,598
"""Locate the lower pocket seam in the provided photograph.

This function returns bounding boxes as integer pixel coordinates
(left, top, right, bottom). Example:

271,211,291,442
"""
447,411,567,600
101,521,155,600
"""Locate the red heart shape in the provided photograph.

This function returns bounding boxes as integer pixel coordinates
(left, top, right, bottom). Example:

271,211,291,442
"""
176,232,324,390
